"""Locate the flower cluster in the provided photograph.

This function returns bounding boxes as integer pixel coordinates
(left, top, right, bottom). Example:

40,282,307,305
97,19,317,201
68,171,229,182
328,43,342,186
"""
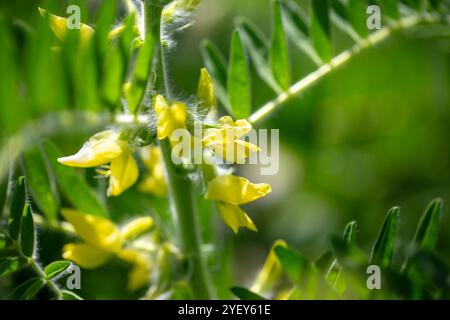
61,209,153,291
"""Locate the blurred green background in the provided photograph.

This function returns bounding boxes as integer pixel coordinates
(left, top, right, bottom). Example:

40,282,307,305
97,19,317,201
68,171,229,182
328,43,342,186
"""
0,0,449,298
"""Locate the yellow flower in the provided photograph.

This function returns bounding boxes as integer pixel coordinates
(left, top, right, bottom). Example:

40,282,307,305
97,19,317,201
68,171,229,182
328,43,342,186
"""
39,8,139,47
197,68,216,117
61,209,153,291
154,95,187,142
137,146,168,197
202,116,260,163
58,130,138,197
205,175,272,233
38,8,94,46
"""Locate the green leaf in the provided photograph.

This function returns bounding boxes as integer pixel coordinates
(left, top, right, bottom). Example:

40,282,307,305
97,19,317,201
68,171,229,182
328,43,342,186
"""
281,0,322,66
8,176,26,240
370,207,399,268
0,17,25,134
45,261,71,279
348,0,369,37
231,287,265,300
21,146,59,222
330,236,369,298
200,40,229,111
238,19,282,93
343,220,358,246
20,204,35,257
274,245,308,283
8,278,45,300
270,0,291,90
94,0,117,53
61,290,83,300
125,32,155,114
325,221,358,294
413,198,442,252
228,29,251,119
311,0,332,62
0,233,7,249
0,175,7,221
376,0,400,19
0,257,20,276
42,140,107,217
101,45,124,110
329,0,361,42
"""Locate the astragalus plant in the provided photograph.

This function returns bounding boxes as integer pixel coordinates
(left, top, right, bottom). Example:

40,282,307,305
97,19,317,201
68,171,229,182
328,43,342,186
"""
0,0,449,300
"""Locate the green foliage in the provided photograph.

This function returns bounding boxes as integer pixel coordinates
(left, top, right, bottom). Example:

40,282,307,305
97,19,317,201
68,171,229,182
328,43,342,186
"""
228,30,251,119
0,177,77,299
21,147,59,222
0,0,448,301
233,199,449,300
44,261,71,280
270,0,291,90
370,207,399,268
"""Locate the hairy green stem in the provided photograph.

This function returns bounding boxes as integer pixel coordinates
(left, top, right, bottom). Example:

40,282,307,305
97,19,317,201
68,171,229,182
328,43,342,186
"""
143,0,214,299
160,140,214,299
248,14,444,124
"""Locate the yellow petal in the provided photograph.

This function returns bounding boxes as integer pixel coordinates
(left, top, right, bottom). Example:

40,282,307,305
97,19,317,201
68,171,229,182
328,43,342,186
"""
212,140,261,163
62,243,111,269
121,217,154,240
251,240,287,293
153,94,169,115
154,96,187,141
108,154,139,197
205,175,272,205
117,249,151,291
127,263,151,291
138,175,167,197
58,130,127,168
197,68,216,116
218,116,252,139
217,202,257,233
61,209,122,250
138,146,168,196
38,7,94,45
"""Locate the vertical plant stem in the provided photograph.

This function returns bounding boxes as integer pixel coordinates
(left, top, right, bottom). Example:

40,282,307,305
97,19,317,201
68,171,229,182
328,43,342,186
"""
160,140,214,299
143,0,214,299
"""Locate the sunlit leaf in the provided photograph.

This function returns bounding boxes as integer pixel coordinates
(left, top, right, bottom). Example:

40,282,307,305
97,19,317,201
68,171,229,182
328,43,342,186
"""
311,0,332,62
238,18,282,93
125,32,155,114
281,0,322,66
270,0,291,90
348,0,369,37
45,261,71,279
370,207,399,268
228,29,250,119
21,146,59,222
